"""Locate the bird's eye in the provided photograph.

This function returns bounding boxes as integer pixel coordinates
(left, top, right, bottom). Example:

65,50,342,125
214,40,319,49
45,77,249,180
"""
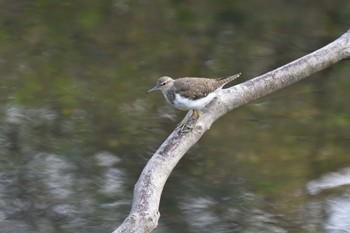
161,82,166,86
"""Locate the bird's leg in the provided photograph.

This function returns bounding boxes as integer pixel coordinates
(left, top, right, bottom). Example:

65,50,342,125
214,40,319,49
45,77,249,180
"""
191,110,200,130
177,111,194,132
177,110,200,132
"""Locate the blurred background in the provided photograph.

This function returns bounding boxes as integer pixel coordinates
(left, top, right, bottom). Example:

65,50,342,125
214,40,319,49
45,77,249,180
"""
0,0,350,232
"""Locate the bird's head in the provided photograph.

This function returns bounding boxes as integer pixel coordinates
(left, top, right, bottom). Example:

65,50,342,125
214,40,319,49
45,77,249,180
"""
147,76,174,93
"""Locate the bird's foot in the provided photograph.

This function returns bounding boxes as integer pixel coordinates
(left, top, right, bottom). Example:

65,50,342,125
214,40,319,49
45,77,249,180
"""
177,110,200,133
177,122,191,133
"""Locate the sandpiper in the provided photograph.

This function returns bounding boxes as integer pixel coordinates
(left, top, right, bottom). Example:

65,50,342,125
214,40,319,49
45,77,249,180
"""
148,73,241,131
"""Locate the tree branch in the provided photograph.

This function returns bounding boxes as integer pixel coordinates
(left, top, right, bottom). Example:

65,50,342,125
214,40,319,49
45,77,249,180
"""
113,29,350,233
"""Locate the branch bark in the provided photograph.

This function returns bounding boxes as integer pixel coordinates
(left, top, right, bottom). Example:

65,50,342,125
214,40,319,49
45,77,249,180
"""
113,29,350,233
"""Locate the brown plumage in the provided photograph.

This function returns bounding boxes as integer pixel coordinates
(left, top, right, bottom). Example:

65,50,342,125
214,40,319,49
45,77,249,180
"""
173,75,240,100
147,73,241,131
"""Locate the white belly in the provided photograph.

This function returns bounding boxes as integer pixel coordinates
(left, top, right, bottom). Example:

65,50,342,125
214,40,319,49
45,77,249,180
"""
172,92,217,111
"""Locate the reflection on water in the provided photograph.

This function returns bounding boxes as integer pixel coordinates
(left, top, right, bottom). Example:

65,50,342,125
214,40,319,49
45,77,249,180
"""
181,196,239,232
307,168,350,195
307,168,350,233
34,153,76,199
0,1,350,232
1,105,128,232
326,196,350,232
179,195,289,233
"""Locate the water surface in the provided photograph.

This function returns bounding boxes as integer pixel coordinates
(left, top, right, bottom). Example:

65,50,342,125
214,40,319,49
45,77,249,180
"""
0,1,350,232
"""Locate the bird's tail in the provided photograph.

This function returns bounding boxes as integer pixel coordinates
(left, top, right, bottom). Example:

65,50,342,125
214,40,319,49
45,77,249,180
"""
216,72,242,86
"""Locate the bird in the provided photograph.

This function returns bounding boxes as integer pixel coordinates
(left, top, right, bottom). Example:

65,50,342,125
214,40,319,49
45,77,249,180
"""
147,73,241,131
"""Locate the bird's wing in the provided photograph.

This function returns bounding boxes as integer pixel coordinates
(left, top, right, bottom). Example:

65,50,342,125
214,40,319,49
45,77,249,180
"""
174,78,217,100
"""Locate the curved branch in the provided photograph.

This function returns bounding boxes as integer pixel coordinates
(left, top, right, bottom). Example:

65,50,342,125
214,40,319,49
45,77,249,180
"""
113,29,350,233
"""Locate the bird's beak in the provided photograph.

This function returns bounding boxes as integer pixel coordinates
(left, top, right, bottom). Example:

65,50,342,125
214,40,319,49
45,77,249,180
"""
147,86,158,93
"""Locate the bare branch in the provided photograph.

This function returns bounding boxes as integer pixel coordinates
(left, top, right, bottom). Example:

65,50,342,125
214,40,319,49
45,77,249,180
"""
113,29,350,233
